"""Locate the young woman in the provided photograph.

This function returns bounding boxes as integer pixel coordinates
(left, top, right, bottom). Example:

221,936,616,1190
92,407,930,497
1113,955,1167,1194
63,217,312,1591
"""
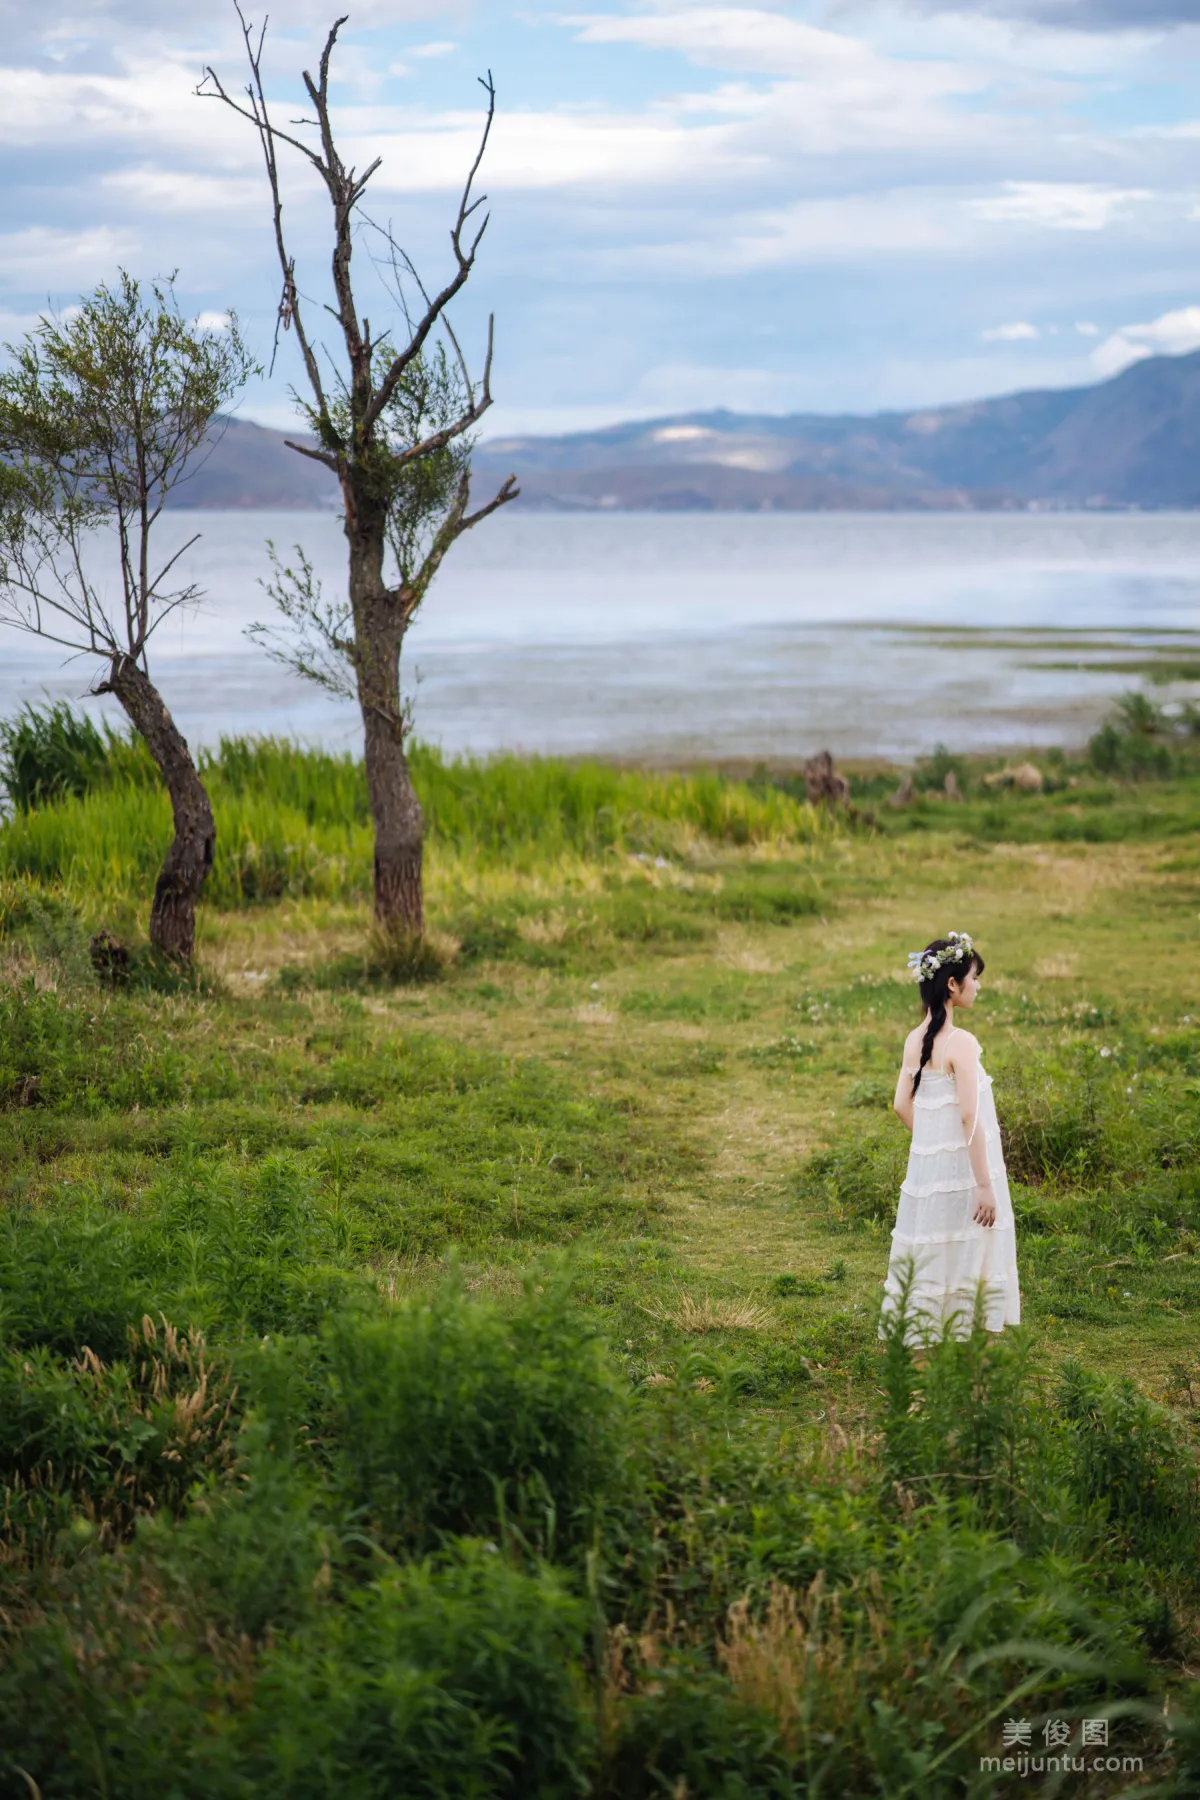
880,932,1020,1341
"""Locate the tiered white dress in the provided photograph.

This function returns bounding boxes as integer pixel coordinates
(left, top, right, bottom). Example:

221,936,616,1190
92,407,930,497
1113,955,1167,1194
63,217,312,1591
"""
880,1049,1020,1340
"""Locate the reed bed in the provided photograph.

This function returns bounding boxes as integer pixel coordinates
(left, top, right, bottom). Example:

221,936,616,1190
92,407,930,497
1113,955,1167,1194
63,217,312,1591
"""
0,729,822,911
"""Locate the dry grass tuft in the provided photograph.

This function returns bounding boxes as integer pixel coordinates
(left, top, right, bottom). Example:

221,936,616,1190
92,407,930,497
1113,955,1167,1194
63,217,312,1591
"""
516,909,574,946
646,1288,771,1333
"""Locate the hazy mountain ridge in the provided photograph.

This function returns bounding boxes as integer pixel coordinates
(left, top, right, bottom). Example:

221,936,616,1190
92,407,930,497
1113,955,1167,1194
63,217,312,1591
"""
171,350,1200,511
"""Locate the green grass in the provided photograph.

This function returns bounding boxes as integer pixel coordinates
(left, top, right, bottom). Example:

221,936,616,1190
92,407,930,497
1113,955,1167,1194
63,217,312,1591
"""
3,708,1200,1793
0,734,825,913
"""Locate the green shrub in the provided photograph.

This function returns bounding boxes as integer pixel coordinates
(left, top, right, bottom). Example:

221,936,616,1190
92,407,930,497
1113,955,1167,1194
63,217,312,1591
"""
602,1659,798,1800
325,1275,628,1555
0,1540,592,1800
878,1292,1053,1535
1059,1360,1200,1569
996,1052,1114,1186
1088,693,1175,780
792,1128,906,1227
0,1320,237,1561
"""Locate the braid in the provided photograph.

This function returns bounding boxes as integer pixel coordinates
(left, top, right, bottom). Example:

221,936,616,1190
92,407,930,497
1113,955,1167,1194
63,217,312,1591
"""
912,992,947,1095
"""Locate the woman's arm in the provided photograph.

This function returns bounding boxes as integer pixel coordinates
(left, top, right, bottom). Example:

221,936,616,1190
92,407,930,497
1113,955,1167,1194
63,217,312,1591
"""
893,1061,917,1132
951,1037,995,1226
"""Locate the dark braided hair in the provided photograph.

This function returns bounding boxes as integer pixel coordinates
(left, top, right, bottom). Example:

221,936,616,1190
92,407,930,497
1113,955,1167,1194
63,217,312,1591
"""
911,937,985,1095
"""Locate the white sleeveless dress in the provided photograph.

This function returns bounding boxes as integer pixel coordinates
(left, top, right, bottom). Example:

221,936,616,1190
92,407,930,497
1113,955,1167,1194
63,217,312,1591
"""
880,1045,1020,1340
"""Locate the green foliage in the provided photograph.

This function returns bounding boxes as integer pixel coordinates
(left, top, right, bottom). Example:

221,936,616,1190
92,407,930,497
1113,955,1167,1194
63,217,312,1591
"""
0,981,187,1111
3,719,1200,1789
843,701,1200,842
998,1049,1116,1186
878,1296,1200,1570
0,1319,237,1560
0,1244,1192,1795
600,1660,798,1800
1059,1359,1200,1567
324,1274,627,1554
414,748,819,864
1,1536,593,1800
913,741,969,794
0,713,820,910
0,1158,348,1361
1089,721,1173,779
0,272,255,663
254,346,481,700
792,1128,908,1227
0,700,154,812
1085,688,1197,779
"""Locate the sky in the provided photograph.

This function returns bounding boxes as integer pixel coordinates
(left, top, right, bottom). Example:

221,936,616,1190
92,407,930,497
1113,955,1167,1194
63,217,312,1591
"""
2,0,1200,435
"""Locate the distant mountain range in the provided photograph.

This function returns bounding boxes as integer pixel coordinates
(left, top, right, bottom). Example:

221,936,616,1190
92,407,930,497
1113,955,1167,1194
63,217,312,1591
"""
173,349,1200,512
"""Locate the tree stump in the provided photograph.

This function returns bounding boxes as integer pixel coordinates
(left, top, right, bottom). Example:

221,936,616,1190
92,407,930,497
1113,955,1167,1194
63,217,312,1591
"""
90,930,131,986
804,749,850,808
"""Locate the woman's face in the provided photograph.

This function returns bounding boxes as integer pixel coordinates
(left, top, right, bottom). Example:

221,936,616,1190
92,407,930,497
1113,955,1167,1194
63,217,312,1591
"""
948,965,981,1009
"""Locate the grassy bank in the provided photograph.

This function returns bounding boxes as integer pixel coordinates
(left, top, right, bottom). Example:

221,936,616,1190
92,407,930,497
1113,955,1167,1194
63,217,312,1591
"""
2,706,1200,1794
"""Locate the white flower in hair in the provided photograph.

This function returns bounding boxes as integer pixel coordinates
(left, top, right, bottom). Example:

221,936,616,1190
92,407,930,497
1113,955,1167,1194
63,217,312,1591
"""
907,931,975,981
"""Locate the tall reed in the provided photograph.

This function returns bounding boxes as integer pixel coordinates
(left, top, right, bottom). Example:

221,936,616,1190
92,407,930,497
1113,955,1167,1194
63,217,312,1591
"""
0,714,822,910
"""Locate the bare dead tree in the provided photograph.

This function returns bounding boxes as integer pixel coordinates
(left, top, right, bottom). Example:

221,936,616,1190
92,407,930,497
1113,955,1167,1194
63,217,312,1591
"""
199,10,517,935
0,272,256,959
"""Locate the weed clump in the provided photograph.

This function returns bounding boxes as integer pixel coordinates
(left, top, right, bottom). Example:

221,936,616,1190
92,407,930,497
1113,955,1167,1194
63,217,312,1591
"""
325,1273,628,1555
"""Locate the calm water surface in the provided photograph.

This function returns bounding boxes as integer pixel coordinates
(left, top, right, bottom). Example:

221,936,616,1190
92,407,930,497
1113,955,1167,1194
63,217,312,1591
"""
3,511,1199,761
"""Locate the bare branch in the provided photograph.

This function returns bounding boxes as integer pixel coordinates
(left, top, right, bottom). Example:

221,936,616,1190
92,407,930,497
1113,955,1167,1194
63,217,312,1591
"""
146,532,203,601
284,436,340,472
402,467,518,617
199,5,330,417
361,77,497,437
461,473,519,532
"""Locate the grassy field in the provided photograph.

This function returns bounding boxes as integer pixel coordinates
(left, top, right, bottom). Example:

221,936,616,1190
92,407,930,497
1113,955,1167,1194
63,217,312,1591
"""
2,707,1200,1796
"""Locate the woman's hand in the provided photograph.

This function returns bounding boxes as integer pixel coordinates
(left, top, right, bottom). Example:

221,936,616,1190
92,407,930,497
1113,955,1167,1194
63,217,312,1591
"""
973,1186,996,1228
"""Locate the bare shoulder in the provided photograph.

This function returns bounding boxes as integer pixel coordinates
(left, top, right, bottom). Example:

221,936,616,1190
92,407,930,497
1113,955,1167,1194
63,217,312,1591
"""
949,1026,980,1061
902,1023,925,1062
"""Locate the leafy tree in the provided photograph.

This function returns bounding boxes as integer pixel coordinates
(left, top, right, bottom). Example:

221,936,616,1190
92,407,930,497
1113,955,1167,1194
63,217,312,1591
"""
201,10,517,936
0,272,256,957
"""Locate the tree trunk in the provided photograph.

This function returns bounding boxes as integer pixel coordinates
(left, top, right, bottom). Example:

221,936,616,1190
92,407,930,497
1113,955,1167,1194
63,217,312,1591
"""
104,655,215,959
349,516,425,933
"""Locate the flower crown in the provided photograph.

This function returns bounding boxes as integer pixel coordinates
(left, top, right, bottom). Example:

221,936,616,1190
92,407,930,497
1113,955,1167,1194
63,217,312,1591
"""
906,931,975,985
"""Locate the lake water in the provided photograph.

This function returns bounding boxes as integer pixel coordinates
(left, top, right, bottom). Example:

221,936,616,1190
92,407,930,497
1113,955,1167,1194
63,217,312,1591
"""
3,510,1199,763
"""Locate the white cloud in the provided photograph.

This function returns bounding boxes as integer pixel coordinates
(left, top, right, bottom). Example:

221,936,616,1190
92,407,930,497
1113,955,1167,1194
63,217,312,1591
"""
351,107,762,195
0,224,137,284
982,319,1039,339
569,8,969,85
717,191,954,269
567,7,987,148
969,181,1152,229
1075,320,1100,334
1092,303,1200,375
102,167,262,213
195,309,230,330
412,41,457,59
0,1,453,54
